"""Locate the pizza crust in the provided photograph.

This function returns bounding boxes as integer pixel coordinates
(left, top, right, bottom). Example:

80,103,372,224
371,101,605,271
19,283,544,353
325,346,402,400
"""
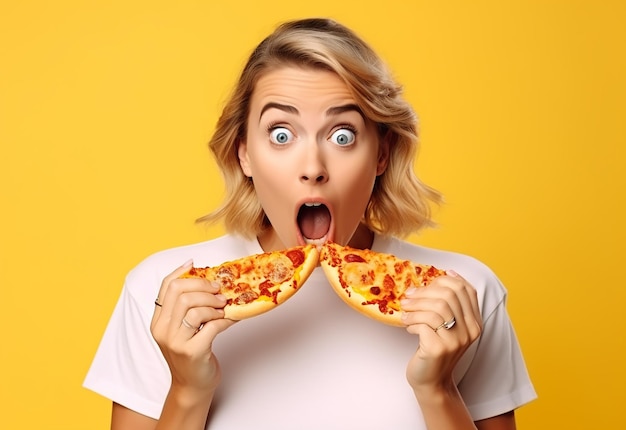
181,245,319,321
225,245,319,320
319,242,445,327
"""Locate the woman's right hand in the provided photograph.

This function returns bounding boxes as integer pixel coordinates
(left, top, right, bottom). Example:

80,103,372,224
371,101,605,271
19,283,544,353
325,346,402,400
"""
150,260,236,399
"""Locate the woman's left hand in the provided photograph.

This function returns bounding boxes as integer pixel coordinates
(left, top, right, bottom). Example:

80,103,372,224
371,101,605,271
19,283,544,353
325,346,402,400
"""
401,270,482,392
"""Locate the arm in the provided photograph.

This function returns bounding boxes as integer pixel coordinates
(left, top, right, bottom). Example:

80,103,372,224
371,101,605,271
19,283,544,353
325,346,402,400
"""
110,261,235,430
476,411,516,430
112,403,157,430
402,270,485,429
411,386,516,430
112,396,213,430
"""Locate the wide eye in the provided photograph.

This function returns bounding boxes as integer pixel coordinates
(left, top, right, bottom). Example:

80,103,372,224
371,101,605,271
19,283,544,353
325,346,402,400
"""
330,128,356,146
269,127,294,145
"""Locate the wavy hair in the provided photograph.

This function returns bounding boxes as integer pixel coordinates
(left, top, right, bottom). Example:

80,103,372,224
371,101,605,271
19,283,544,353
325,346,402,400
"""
198,18,442,239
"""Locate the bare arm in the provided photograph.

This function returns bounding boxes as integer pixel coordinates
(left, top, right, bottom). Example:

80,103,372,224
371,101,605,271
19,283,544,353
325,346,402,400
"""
412,385,517,430
112,403,156,430
402,270,487,429
412,383,477,429
476,411,516,430
110,261,234,430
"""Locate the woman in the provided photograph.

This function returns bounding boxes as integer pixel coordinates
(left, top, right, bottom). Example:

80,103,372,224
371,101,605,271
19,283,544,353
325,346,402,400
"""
85,18,536,429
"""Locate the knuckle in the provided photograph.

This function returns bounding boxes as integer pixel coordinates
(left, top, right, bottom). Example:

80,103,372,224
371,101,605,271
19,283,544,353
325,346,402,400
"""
439,287,457,301
405,324,420,336
168,278,186,292
178,293,193,308
434,297,453,314
185,308,197,322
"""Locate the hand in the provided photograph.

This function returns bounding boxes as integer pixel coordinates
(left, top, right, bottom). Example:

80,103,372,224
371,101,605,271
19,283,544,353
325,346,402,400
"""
400,270,482,393
150,260,236,397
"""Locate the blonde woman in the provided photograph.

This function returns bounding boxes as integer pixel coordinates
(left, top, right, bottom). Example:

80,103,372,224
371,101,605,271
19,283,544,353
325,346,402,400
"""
85,18,536,430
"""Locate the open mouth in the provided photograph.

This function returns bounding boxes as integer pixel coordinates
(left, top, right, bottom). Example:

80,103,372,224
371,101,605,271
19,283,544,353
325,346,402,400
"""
297,202,331,245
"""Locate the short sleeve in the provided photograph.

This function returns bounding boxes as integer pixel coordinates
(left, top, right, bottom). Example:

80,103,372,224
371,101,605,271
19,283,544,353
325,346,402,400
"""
457,294,537,420
83,283,171,419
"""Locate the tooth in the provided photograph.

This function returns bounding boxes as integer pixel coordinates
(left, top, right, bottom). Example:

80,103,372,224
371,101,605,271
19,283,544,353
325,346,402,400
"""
304,236,327,249
304,202,322,207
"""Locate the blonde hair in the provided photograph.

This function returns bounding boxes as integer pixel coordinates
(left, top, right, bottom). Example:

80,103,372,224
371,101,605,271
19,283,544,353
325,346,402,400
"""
198,18,442,239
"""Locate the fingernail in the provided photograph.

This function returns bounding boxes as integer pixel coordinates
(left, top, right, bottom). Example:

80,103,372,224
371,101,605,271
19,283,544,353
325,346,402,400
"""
404,287,417,297
215,294,227,303
182,259,193,268
446,269,459,277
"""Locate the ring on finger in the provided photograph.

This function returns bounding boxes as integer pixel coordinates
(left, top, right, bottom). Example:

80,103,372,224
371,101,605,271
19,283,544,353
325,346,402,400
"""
435,316,456,332
182,318,197,330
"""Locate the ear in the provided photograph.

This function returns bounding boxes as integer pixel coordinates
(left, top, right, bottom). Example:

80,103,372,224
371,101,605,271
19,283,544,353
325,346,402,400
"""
376,133,391,176
237,140,253,177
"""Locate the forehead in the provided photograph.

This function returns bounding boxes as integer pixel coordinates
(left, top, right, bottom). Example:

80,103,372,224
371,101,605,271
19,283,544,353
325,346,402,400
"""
250,67,356,113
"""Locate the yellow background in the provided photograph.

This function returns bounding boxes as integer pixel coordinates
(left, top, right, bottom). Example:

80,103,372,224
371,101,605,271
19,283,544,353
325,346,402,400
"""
1,1,624,428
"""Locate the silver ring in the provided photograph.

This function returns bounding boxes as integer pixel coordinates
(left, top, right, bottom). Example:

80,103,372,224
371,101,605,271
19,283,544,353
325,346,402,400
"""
182,318,197,330
435,316,456,332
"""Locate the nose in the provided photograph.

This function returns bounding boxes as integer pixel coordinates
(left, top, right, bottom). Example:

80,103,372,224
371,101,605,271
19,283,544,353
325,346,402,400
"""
299,142,328,184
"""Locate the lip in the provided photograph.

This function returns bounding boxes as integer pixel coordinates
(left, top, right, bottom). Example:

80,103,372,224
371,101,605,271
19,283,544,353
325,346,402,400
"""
294,197,335,247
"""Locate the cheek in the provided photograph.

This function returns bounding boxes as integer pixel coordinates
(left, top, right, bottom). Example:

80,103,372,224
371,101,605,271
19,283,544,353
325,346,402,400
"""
333,160,378,213
247,151,295,212
349,179,376,209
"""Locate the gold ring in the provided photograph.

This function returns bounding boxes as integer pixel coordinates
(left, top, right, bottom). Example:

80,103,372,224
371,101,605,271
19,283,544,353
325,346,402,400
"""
182,318,196,330
435,316,456,332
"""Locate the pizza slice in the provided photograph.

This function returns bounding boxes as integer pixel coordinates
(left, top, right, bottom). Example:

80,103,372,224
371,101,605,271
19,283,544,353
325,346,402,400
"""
319,241,446,326
180,244,319,320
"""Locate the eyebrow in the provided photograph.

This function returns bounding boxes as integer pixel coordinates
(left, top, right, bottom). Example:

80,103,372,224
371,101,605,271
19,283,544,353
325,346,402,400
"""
258,102,365,122
259,102,299,121
326,103,365,119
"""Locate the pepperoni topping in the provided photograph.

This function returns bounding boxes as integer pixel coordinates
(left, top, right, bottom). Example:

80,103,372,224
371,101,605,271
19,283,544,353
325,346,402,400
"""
383,274,395,291
362,298,395,314
426,266,440,277
233,290,259,304
265,257,294,283
286,249,305,267
344,253,366,263
394,260,410,275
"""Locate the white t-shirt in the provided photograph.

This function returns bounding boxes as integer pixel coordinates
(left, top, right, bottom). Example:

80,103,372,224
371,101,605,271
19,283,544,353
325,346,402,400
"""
84,234,536,429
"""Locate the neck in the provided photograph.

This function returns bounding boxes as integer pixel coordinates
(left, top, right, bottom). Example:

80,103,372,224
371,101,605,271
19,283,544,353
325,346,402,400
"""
346,223,375,249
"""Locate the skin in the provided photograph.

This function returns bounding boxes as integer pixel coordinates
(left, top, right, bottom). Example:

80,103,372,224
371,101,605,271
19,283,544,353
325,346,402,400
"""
111,67,517,430
239,67,389,251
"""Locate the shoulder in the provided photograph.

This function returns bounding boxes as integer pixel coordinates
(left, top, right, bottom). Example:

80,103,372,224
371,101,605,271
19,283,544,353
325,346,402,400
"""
375,236,507,317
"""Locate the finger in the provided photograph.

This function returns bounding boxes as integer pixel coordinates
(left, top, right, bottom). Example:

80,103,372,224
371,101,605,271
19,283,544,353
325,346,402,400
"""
153,259,194,315
444,270,482,336
171,289,227,321
177,295,228,332
416,275,474,326
404,284,459,325
401,296,454,329
401,307,449,331
161,277,220,321
403,279,475,345
190,317,237,347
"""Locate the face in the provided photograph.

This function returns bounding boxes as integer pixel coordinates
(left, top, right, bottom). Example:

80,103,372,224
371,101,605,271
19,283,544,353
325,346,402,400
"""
238,67,389,251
